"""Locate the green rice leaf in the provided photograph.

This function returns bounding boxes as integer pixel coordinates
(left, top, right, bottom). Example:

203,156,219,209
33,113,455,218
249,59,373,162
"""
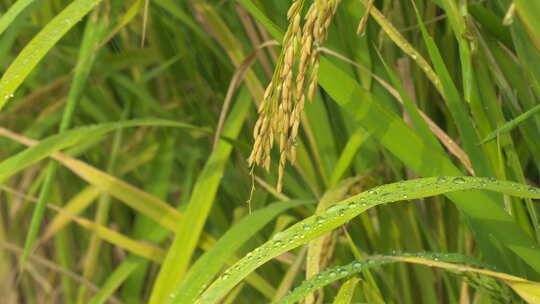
480,104,540,144
0,0,38,36
149,89,252,304
196,177,540,303
0,0,104,110
0,119,205,183
171,200,311,304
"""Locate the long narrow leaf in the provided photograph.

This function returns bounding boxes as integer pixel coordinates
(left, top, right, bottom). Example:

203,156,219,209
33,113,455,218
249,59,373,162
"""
196,176,540,303
0,0,104,110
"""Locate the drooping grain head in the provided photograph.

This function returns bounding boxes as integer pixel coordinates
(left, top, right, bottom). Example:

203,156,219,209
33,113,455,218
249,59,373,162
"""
249,0,341,192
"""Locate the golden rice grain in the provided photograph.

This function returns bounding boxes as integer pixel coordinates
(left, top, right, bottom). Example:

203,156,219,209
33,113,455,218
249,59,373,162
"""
248,0,340,192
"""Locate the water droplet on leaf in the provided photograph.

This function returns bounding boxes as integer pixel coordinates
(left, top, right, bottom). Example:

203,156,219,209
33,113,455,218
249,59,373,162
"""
436,177,448,183
315,216,325,224
452,177,466,184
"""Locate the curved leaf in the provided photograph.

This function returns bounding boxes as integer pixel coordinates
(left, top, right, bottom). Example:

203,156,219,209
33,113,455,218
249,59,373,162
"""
195,177,540,303
0,118,205,183
170,200,312,303
277,252,537,304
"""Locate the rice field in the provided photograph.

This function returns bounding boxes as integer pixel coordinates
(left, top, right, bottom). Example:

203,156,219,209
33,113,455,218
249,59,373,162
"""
1,0,540,303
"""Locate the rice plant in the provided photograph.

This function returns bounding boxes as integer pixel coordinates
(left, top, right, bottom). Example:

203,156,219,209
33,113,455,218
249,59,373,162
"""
1,0,540,303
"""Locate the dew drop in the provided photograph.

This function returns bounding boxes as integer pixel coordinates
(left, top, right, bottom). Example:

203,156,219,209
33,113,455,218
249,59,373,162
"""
303,224,311,231
436,176,448,183
315,216,325,224
340,269,349,276
452,177,466,184
328,271,336,277
528,187,538,193
348,201,359,209
368,189,378,195
273,240,283,248
221,272,230,280
327,205,341,213
338,209,346,216
272,231,286,240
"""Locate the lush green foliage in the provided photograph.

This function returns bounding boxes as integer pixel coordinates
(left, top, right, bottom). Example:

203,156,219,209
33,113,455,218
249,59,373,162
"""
1,0,540,303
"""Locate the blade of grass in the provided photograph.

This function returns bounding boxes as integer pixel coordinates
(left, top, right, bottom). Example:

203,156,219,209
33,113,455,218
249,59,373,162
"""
73,216,166,263
0,119,205,183
513,0,540,51
77,103,129,303
21,13,108,270
41,142,163,244
341,226,384,304
0,0,105,110
235,0,283,41
56,154,182,232
332,277,360,304
321,47,473,173
149,88,252,304
2,185,167,263
436,0,474,102
40,186,102,243
481,104,540,144
357,0,442,94
278,252,538,304
329,129,370,187
0,241,122,304
0,128,183,231
88,256,141,304
153,0,230,65
196,176,540,303
119,133,176,304
0,0,38,35
192,1,264,100
272,247,308,302
171,200,311,303
411,2,491,177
